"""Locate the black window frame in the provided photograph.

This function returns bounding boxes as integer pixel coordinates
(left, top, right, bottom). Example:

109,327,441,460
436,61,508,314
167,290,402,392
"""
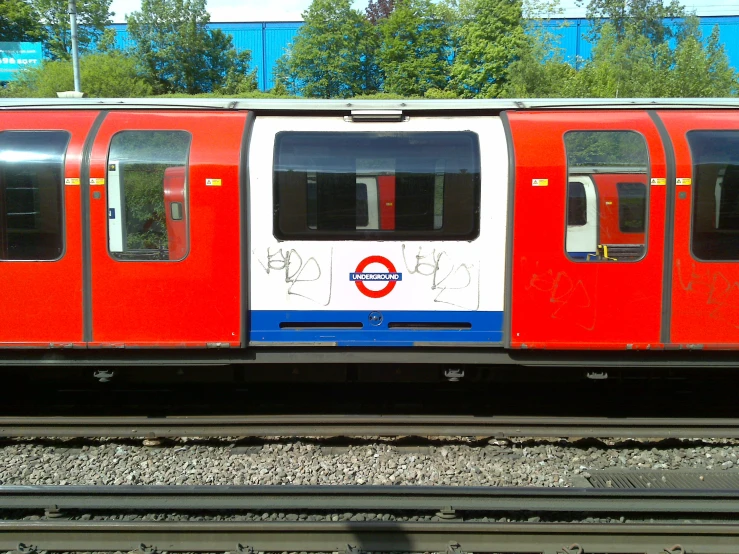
272,131,481,241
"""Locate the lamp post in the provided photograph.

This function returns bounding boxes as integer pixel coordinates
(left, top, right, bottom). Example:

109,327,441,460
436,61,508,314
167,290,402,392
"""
68,0,81,92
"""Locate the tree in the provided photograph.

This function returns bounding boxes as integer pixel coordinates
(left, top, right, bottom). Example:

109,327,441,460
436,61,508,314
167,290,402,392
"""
576,0,686,46
449,0,529,98
366,0,395,24
502,0,578,97
667,21,737,97
0,0,45,43
276,0,377,98
127,0,257,95
1,50,153,97
566,18,737,98
33,0,114,60
377,0,452,97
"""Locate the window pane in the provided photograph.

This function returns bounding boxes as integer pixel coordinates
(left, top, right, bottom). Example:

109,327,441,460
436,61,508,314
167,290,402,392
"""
617,182,646,233
107,131,191,261
567,181,587,226
274,132,480,240
688,131,739,261
0,131,68,261
565,131,648,262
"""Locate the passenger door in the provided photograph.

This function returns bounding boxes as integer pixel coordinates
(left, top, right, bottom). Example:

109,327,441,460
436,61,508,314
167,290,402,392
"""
659,111,739,347
87,111,246,346
507,111,667,349
0,111,99,346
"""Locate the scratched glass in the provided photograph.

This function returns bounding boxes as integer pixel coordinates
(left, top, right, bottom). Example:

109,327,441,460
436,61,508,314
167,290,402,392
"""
274,132,480,240
106,131,191,262
688,130,739,261
0,131,69,261
565,131,649,263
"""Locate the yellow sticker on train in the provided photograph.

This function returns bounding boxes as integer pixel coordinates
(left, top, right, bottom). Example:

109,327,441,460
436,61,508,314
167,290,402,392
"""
206,178,222,187
532,178,549,187
65,178,80,186
651,178,666,186
676,178,692,186
89,178,105,185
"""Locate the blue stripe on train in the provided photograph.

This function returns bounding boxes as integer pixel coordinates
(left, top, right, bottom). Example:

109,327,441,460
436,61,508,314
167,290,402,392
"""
249,310,504,347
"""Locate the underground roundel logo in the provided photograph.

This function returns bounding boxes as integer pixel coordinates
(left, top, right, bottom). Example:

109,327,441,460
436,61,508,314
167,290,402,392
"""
350,256,403,298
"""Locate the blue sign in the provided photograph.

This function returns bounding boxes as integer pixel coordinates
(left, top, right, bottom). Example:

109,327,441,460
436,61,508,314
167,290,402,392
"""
0,42,43,82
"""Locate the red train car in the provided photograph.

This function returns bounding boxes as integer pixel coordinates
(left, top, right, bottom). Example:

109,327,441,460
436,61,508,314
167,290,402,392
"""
0,98,738,375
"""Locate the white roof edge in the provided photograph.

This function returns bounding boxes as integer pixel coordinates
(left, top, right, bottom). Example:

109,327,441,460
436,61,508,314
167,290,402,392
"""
1,97,738,111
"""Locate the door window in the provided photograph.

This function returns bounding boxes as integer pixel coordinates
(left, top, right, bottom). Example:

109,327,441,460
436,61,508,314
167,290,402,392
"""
565,131,649,262
0,131,69,261
106,131,191,261
688,131,739,261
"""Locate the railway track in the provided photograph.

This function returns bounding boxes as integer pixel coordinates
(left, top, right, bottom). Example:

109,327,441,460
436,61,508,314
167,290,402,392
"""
1,486,739,552
2,414,739,439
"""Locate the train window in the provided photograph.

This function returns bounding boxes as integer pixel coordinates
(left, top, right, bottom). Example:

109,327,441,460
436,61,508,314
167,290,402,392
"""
688,131,739,261
565,131,649,262
567,182,587,226
617,182,647,233
0,131,69,261
274,132,480,240
106,131,191,261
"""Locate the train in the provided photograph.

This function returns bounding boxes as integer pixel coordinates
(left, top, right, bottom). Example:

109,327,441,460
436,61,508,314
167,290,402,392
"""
2,97,739,379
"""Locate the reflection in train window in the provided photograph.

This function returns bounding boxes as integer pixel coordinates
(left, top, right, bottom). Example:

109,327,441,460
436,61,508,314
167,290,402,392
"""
0,131,69,261
565,131,649,262
689,131,739,260
274,132,480,240
107,131,191,261
617,182,647,233
567,181,587,227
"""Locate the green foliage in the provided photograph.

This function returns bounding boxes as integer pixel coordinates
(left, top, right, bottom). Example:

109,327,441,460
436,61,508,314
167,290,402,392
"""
576,0,686,46
111,131,190,252
668,22,738,97
377,0,452,97
33,0,114,60
569,21,737,98
122,163,169,251
505,3,737,99
450,0,529,98
565,131,648,167
570,23,669,97
1,50,153,97
276,0,377,98
127,0,257,95
0,0,45,42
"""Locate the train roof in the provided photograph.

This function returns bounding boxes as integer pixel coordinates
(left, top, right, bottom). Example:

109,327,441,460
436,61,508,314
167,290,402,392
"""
1,97,739,112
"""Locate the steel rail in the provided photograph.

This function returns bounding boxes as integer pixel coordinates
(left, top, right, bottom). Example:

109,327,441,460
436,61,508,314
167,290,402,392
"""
1,414,739,438
2,485,739,514
1,521,738,553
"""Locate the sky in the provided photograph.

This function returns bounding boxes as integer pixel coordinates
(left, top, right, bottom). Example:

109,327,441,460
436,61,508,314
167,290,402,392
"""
108,0,739,23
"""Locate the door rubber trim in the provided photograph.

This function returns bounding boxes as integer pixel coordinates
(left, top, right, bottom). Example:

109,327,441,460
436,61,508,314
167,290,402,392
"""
500,111,516,348
81,111,108,343
240,111,256,348
649,110,676,346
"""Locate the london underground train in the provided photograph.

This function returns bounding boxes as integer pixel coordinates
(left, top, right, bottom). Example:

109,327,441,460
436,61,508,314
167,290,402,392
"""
1,97,739,373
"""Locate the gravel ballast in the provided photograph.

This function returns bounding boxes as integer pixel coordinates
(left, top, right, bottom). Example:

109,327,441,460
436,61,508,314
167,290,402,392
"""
0,439,738,487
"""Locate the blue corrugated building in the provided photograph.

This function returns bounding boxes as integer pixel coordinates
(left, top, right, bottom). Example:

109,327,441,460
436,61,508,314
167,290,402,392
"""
109,15,739,91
